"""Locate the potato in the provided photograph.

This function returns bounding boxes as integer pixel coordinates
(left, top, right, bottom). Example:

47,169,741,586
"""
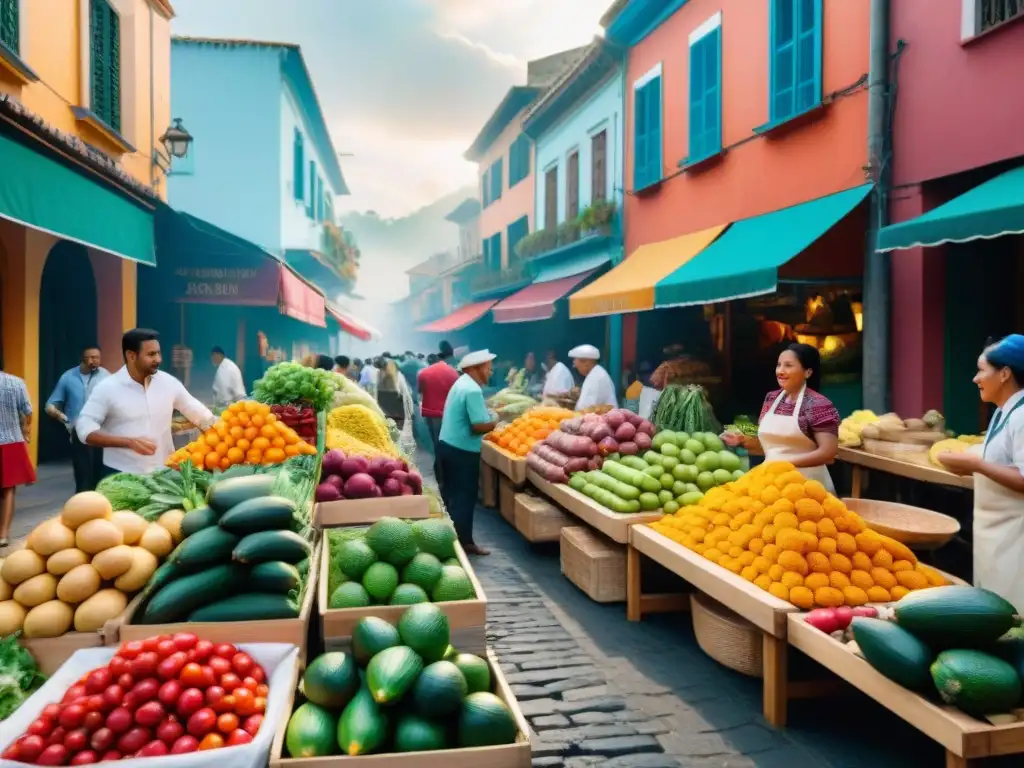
61,491,112,530
22,600,74,638
46,548,91,576
74,589,127,633
140,524,173,558
0,600,27,635
75,518,124,555
13,573,58,608
0,577,12,601
157,510,185,543
27,518,76,557
1,549,46,585
91,545,134,580
113,548,158,593
57,564,102,604
110,511,148,546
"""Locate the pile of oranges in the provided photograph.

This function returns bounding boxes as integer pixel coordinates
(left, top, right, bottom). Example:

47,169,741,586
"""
168,400,317,470
485,407,576,457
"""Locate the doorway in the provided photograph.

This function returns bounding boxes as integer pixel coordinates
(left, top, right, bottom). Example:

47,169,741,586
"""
37,242,98,463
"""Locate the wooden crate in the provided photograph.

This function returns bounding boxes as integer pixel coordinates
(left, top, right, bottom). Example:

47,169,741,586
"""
268,650,531,768
514,493,571,542
498,476,517,525
320,539,487,655
479,460,497,508
22,631,107,677
560,526,626,603
314,495,430,527
115,541,321,665
481,442,528,486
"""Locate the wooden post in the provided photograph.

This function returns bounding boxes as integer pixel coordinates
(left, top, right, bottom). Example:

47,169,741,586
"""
762,633,788,728
626,544,641,622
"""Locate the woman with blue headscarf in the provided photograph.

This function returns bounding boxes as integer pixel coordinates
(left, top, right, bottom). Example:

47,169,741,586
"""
939,334,1024,608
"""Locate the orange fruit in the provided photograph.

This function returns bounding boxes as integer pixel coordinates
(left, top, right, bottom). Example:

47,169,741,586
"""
243,427,259,441
244,401,259,414
204,452,220,470
271,437,286,449
265,412,277,423
219,457,232,470
246,449,262,463
265,448,286,463
214,422,228,437
260,425,277,439
251,414,265,428
284,444,299,456
284,432,299,445
236,438,251,452
227,447,244,463
237,412,251,426
204,432,220,447
190,452,205,467
229,426,243,439
252,437,271,451
257,403,270,414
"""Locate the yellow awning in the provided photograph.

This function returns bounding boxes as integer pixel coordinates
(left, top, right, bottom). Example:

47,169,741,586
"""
568,225,727,318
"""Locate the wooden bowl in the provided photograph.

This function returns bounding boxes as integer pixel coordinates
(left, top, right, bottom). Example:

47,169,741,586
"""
842,498,960,550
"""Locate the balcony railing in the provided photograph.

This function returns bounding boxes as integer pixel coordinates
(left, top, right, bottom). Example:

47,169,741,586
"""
469,258,527,295
515,200,619,260
321,222,359,282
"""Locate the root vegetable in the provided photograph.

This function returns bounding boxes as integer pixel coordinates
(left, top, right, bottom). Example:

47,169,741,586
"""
526,452,568,483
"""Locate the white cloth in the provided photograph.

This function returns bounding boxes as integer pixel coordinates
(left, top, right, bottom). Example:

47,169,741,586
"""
359,364,378,388
639,386,661,420
972,389,1024,610
542,362,574,396
212,358,246,405
758,386,835,493
459,349,496,370
77,367,215,474
576,364,618,411
569,344,601,360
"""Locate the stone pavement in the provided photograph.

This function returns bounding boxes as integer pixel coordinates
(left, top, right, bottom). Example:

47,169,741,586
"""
5,462,73,548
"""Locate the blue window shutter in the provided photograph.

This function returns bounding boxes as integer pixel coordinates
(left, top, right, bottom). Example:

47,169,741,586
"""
690,28,722,162
0,0,20,53
647,77,662,187
293,131,305,201
770,0,796,121
308,160,316,217
770,0,820,122
482,168,490,207
317,176,324,221
795,0,822,113
689,39,705,161
633,84,648,189
483,234,491,268
493,158,503,200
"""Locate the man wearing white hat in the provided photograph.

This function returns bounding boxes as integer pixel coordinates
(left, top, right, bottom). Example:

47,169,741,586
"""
438,349,498,556
570,344,618,411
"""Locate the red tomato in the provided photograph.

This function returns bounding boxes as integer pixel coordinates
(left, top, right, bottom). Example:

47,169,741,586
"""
41,704,61,721
120,641,144,659
219,673,241,692
232,689,256,716
187,708,217,737
130,652,159,678
99,750,121,761
255,684,269,698
105,707,133,734
90,727,115,752
158,679,182,706
156,718,184,745
239,677,258,692
216,713,238,734
205,685,226,708
213,643,237,659
217,695,236,715
176,688,205,718
198,733,224,751
85,668,112,694
59,703,87,730
170,735,200,754
156,639,178,658
116,726,152,755
249,665,265,684
63,684,87,704
70,749,100,765
179,662,206,687
108,656,129,677
46,727,67,747
138,739,169,757
82,711,104,732
241,714,263,737
208,656,232,677
134,701,165,728
226,729,253,747
116,673,135,690
192,640,214,663
142,637,161,653
130,678,160,703
173,632,198,651
252,697,266,714
101,683,124,709
85,694,107,713
122,692,138,711
15,735,45,761
157,652,187,681
37,744,68,766
28,717,54,738
64,727,89,752
231,652,255,677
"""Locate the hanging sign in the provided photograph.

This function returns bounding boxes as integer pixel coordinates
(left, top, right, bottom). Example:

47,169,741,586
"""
171,263,281,306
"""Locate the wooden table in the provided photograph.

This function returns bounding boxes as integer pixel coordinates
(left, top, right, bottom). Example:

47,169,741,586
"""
837,447,974,498
482,441,528,486
787,613,1024,767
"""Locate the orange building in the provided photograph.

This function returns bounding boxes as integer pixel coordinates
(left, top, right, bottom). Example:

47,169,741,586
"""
575,0,876,415
0,0,176,464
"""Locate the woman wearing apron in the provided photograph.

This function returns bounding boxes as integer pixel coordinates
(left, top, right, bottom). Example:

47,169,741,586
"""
721,343,839,492
938,335,1024,609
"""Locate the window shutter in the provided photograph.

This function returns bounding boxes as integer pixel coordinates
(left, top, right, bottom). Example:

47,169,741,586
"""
493,158,503,201
317,177,325,221
705,29,721,155
634,85,648,189
647,77,662,187
689,39,706,161
1,0,20,54
795,0,822,113
591,130,607,203
108,6,120,132
90,1,109,127
481,168,490,207
566,152,579,221
545,168,558,230
308,160,316,218
293,131,305,201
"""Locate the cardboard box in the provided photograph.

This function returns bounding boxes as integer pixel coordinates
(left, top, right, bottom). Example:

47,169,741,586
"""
315,495,431,527
320,538,487,656
22,631,107,677
268,650,532,768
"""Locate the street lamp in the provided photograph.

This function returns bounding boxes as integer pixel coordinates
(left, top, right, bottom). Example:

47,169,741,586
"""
160,118,193,159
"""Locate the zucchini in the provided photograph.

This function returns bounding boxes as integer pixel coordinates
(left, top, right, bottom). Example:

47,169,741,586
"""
181,506,219,538
170,525,239,571
140,564,248,624
131,560,182,617
187,592,300,622
219,497,297,536
249,561,302,594
207,474,276,512
233,530,311,564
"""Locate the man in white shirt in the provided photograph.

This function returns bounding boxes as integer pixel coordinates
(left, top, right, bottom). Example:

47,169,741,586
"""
359,357,379,396
570,344,618,411
542,354,575,398
77,329,216,475
211,346,246,408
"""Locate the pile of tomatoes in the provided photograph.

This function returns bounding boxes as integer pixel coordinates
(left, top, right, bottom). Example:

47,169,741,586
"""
2,633,269,765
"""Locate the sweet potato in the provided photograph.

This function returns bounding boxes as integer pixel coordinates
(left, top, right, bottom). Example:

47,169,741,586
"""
527,451,568,483
545,430,598,457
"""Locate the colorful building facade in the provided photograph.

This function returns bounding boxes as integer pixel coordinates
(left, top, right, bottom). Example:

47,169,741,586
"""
0,0,174,463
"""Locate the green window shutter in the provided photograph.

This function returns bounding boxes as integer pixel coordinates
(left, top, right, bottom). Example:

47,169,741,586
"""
89,0,121,132
293,130,305,201
0,0,20,54
108,5,120,132
308,160,316,217
770,0,821,122
481,168,490,207
689,27,722,162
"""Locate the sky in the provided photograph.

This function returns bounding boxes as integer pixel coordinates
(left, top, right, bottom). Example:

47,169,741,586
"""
171,0,611,218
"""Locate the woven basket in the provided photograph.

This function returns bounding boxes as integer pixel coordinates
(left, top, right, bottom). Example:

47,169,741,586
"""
690,593,762,678
842,498,960,549
560,527,626,603
861,437,931,466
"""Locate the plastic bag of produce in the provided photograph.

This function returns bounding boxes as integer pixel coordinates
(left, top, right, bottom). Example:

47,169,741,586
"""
0,643,299,768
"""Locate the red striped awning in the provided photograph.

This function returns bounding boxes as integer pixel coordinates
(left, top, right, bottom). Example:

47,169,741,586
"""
417,300,496,332
278,267,326,327
327,306,375,341
491,270,598,323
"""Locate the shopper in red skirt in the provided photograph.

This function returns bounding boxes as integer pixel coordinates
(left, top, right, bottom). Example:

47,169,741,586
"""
0,352,35,549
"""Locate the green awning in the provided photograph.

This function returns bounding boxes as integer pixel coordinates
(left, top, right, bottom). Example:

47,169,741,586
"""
654,184,873,307
533,248,612,283
0,132,155,264
877,165,1024,252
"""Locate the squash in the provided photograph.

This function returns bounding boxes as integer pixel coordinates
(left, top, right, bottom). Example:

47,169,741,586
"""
27,518,76,556
0,600,27,635
75,518,124,555
61,491,112,530
1,549,46,585
46,548,91,576
13,573,58,607
91,545,134,580
0,577,12,601
57,564,102,604
22,599,74,638
157,510,185,543
74,589,127,632
110,511,149,546
140,524,173,558
113,548,158,593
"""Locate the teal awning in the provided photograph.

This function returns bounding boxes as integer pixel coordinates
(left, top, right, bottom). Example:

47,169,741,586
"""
533,248,612,283
0,132,155,264
654,184,873,308
877,165,1024,252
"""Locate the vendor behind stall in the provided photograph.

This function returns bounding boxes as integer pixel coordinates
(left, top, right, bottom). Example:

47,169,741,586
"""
542,353,575,399
571,344,618,411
